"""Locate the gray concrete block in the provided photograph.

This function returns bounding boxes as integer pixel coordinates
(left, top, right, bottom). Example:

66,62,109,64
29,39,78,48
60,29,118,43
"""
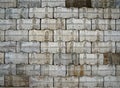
116,65,120,76
54,7,78,18
29,30,53,42
41,18,65,30
20,42,40,53
0,42,16,52
116,19,120,30
0,8,5,19
0,0,16,8
54,30,78,42
6,8,28,19
0,19,16,30
67,42,91,53
0,31,4,41
29,7,53,18
17,19,40,30
0,53,4,64
41,42,65,53
29,53,53,64
42,0,65,7
5,52,28,64
0,76,4,86
111,8,120,19
116,42,120,53
5,30,28,41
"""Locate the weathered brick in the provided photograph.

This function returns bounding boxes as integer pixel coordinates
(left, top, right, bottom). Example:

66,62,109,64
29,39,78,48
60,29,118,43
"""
29,30,53,42
0,0,16,8
41,18,65,30
104,31,120,42
67,18,91,30
116,19,120,30
42,0,65,7
0,19,16,30
41,42,65,53
29,53,53,64
5,52,28,64
79,76,103,88
0,8,5,19
115,0,120,8
41,65,66,76
116,65,120,76
92,19,115,30
0,76,4,86
5,30,28,41
0,53,4,64
111,8,120,19
80,30,103,41
18,0,41,7
16,64,40,75
92,65,115,76
67,65,91,76
104,76,120,87
67,42,91,53
29,76,53,87
54,53,79,65
20,42,40,53
17,19,40,30
54,77,78,88
116,42,120,53
6,8,28,19
92,42,115,53
104,8,112,19
0,42,16,52
29,7,53,18
79,54,104,65
0,64,16,75
54,30,78,42
5,75,29,87
54,7,78,18
0,31,4,41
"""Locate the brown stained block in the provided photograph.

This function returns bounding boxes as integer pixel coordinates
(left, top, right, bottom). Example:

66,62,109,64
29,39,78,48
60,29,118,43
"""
66,0,91,8
5,75,29,87
104,53,120,65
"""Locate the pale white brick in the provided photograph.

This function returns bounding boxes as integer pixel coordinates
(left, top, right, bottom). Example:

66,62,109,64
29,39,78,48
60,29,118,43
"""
20,42,40,53
104,76,120,87
41,65,66,76
29,53,53,64
104,31,120,42
5,30,28,41
0,64,16,75
67,42,91,53
18,0,41,7
29,7,53,18
92,19,115,30
54,7,78,18
79,76,103,88
42,0,65,7
0,19,16,30
0,53,4,64
54,54,79,65
16,64,40,75
54,77,78,88
116,19,120,30
116,65,120,76
17,19,40,30
0,31,4,41
67,65,91,76
41,18,65,30
111,8,120,19
29,76,53,87
29,30,53,42
5,52,28,64
79,54,103,65
116,42,120,53
54,30,78,42
41,42,65,53
92,42,115,53
0,76,4,86
0,42,16,52
80,30,103,41
92,65,115,76
6,8,28,19
67,18,91,30
0,0,16,8
0,8,5,19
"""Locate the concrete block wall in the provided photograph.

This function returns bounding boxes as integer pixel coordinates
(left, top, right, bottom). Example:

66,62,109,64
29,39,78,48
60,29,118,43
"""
0,0,120,88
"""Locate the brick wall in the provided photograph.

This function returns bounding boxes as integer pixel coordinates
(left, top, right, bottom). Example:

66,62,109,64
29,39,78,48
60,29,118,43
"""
0,0,120,88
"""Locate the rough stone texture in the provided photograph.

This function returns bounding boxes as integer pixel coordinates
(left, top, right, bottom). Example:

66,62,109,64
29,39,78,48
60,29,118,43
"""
0,8,5,19
116,42,120,53
0,76,4,86
116,19,120,30
0,0,16,8
0,53,4,64
0,31,4,41
116,65,120,76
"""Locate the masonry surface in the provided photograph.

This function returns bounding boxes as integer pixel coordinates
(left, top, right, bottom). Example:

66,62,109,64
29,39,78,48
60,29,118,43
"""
0,0,120,88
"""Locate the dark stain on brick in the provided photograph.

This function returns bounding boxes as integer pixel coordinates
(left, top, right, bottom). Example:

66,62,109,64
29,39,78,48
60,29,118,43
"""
66,0,91,8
